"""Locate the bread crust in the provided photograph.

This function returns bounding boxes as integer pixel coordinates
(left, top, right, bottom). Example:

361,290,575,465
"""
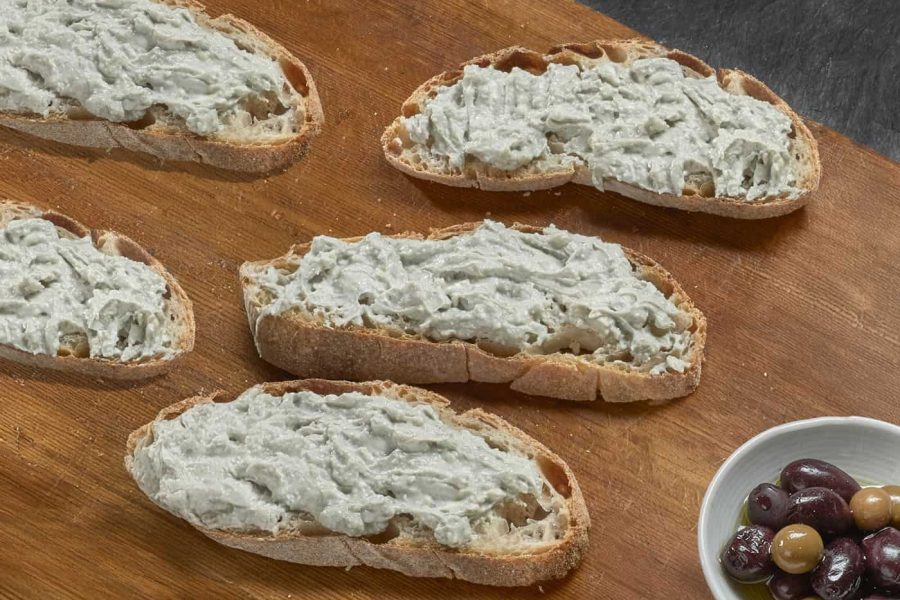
0,200,194,379
124,378,590,586
240,222,707,402
382,39,821,219
0,0,324,173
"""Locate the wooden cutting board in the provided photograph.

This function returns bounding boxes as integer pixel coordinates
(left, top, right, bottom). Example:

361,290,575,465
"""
1,1,898,598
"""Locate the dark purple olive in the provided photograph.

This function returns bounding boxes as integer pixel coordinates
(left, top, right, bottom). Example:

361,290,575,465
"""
721,525,776,582
781,459,861,503
861,527,900,593
788,487,853,537
768,569,815,600
810,537,865,600
749,482,791,530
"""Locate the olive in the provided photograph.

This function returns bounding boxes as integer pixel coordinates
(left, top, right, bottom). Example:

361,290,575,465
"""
773,524,825,574
768,570,815,600
781,459,861,503
788,487,853,537
749,482,791,530
810,537,865,600
884,485,900,527
721,524,776,582
861,527,900,593
851,487,893,531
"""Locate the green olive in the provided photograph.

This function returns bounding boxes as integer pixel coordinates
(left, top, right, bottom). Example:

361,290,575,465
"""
850,487,892,531
772,524,824,574
883,484,900,527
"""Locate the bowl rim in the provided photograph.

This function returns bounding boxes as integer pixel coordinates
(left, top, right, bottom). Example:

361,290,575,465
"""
697,416,900,599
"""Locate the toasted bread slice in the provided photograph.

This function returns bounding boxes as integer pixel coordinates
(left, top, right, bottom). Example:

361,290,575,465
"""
125,378,589,586
0,0,323,173
382,39,820,219
0,201,194,379
240,222,706,402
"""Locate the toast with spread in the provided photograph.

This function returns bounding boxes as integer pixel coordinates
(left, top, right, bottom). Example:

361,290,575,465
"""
0,0,323,172
125,378,589,586
0,201,194,379
382,39,820,218
240,221,706,402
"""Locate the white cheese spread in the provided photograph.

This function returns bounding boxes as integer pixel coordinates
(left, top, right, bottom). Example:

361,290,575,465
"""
0,217,174,361
252,221,693,375
401,58,799,201
0,0,292,136
130,386,555,548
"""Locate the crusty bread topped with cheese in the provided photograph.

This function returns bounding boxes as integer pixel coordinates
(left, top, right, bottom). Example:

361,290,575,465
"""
125,379,589,586
0,201,193,379
240,221,706,402
0,0,323,172
383,39,820,219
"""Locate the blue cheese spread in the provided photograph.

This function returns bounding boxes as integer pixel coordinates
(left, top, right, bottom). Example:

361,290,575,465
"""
401,58,799,201
130,386,557,548
252,221,693,375
0,0,293,136
0,217,174,361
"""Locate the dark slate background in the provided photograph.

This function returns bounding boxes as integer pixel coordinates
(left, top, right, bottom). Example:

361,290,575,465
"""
581,0,899,161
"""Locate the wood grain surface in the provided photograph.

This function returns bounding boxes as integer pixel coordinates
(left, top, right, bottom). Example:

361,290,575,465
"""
1,1,898,598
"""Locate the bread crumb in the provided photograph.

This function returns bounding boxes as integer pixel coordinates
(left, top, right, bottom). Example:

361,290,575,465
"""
523,191,531,197
553,191,562,196
385,223,392,229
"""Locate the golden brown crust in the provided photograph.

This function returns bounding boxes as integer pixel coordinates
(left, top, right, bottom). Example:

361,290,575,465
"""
0,0,324,173
240,222,707,403
124,379,590,586
0,200,194,380
382,39,821,219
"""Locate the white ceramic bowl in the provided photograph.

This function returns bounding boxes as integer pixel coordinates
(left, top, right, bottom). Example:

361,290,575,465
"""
698,416,900,600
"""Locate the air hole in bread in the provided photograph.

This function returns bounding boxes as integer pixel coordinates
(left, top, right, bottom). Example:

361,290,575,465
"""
536,456,571,498
364,517,403,544
698,181,716,198
278,59,309,96
57,334,89,358
599,44,627,63
475,340,520,358
666,50,714,77
551,54,583,67
124,110,157,130
108,237,151,265
238,91,290,122
495,494,549,527
42,213,86,238
555,42,605,59
493,50,549,75
65,107,97,121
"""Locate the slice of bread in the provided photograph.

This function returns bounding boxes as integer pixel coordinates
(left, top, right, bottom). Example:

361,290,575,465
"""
0,0,323,173
0,201,193,379
382,39,820,219
240,222,706,403
125,378,590,586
